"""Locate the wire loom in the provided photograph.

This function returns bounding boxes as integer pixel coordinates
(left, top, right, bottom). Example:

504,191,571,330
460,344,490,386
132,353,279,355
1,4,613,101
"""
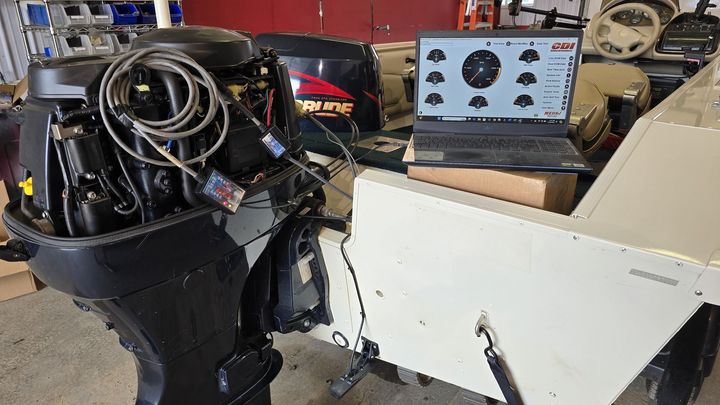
99,47,230,178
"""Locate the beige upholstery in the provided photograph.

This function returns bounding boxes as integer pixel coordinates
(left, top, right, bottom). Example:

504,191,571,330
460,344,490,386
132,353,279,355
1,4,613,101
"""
374,41,416,130
570,79,612,157
578,63,652,112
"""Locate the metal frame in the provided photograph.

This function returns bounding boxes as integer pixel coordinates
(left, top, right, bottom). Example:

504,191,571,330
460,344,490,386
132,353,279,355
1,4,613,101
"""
12,0,185,62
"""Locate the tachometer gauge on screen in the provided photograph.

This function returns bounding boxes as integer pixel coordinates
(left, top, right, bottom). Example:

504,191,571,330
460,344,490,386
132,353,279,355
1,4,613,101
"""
425,93,444,106
513,94,534,108
516,72,537,86
425,71,446,85
519,49,540,64
461,50,502,89
468,95,489,109
426,49,447,63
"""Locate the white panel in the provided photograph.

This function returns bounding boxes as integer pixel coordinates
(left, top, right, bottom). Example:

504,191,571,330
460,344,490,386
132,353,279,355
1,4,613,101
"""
315,171,703,404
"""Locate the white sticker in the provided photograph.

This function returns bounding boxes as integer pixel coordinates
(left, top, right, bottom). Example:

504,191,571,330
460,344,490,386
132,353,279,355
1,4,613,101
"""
298,253,315,285
73,47,86,51
96,46,109,50
70,15,84,19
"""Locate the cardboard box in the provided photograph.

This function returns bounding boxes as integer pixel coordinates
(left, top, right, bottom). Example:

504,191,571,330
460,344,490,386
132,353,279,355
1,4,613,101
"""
0,180,44,301
404,147,577,214
0,75,28,110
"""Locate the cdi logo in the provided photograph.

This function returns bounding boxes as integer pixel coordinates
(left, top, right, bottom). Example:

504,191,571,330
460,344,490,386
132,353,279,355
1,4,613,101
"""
551,42,576,51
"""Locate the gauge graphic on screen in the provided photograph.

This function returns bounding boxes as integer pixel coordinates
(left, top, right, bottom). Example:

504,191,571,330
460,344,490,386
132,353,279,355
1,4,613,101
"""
513,94,534,108
426,49,447,63
468,96,489,109
461,50,502,89
425,71,446,85
516,72,537,86
519,49,540,64
425,93,444,106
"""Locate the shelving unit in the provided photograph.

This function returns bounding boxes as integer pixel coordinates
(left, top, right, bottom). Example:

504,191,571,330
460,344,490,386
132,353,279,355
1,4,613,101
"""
13,0,184,62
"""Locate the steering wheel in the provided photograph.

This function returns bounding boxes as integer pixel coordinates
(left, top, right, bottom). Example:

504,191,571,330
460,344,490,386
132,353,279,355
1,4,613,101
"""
591,3,662,61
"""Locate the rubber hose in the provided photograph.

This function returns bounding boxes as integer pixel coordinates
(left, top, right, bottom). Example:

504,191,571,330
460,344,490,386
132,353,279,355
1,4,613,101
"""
157,71,203,207
63,190,79,237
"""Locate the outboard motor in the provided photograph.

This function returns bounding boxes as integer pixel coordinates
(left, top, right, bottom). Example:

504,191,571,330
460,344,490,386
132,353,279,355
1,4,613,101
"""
256,33,384,132
2,27,332,404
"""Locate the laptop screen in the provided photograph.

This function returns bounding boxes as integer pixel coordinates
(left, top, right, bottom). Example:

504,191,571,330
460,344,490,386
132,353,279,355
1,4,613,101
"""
414,30,583,136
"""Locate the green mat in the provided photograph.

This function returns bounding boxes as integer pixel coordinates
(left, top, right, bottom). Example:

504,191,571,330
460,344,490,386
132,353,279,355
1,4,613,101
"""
301,130,411,174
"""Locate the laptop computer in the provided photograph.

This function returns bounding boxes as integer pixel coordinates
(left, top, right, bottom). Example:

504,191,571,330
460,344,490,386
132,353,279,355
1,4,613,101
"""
410,29,592,173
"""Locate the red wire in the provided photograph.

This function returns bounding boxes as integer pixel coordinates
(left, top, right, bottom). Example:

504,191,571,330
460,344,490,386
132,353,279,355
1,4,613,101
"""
266,89,275,127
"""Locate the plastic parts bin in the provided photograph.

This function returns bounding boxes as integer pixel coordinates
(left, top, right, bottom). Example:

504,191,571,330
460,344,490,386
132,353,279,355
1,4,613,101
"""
26,4,50,26
110,3,140,25
59,35,92,57
137,3,157,24
112,33,138,53
50,4,92,27
88,3,114,26
169,3,183,24
88,33,116,55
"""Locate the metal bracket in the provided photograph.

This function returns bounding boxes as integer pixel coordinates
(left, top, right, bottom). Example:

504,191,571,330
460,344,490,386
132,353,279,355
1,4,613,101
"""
51,123,84,140
329,338,380,399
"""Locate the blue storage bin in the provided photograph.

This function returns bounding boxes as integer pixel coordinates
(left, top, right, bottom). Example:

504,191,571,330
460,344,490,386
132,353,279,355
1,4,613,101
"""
137,3,156,24
111,3,140,25
27,4,50,26
169,3,182,24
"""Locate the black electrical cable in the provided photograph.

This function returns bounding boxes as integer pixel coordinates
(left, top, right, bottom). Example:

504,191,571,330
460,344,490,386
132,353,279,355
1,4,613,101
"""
304,111,360,174
114,149,146,224
285,155,352,201
240,197,274,206
62,189,79,237
99,173,128,206
305,114,358,178
242,202,297,210
341,233,367,374
102,173,139,216
52,140,80,237
240,212,293,248
295,214,351,222
329,145,383,180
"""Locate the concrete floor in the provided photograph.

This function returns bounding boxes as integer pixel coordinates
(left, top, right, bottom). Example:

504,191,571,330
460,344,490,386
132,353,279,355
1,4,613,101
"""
1,288,719,405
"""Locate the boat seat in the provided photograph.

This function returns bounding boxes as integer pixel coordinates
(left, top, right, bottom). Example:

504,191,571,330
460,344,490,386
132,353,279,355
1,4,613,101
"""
570,78,612,157
578,63,651,134
374,41,416,130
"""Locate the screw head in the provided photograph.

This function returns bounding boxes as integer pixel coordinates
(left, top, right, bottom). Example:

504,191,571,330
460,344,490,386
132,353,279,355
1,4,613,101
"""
695,290,703,296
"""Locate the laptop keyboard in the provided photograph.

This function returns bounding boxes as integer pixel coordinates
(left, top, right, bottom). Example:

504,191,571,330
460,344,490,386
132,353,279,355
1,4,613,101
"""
413,134,577,155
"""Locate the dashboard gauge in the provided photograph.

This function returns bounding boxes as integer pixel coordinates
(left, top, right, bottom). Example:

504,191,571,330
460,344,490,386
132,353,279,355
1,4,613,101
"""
629,11,643,25
519,49,540,64
516,72,537,86
461,50,502,89
468,96,489,109
513,94,534,108
652,4,673,24
425,71,445,85
613,10,632,20
425,93,444,106
426,49,447,63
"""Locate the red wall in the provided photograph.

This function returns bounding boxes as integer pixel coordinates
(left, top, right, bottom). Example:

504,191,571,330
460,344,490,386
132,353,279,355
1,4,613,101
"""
183,0,456,43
